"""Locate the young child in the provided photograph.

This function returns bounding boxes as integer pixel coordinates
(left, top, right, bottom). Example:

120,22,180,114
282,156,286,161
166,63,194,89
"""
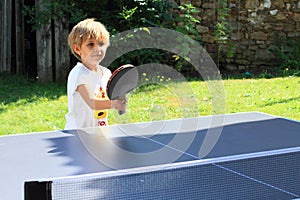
65,18,126,129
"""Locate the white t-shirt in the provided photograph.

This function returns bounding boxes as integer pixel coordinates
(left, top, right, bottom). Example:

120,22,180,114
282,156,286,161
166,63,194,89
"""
64,62,112,130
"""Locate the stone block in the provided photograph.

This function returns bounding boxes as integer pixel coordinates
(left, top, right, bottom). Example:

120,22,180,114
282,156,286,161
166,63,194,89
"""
263,23,272,30
283,24,296,32
229,21,243,31
205,44,218,53
236,59,251,65
269,9,278,16
256,41,266,45
226,58,234,63
180,0,192,5
273,25,284,31
245,0,259,10
245,33,249,39
238,65,247,70
292,13,300,22
230,33,242,40
249,45,259,50
272,0,285,9
274,11,287,20
253,49,277,65
225,64,239,70
297,22,300,30
264,0,271,8
240,39,256,46
250,31,268,40
287,32,300,37
196,25,209,33
202,34,216,43
258,43,267,48
202,3,215,9
204,9,216,17
193,1,202,7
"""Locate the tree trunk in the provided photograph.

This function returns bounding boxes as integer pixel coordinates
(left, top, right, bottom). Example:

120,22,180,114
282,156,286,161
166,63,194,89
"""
35,0,52,83
36,23,53,82
15,0,25,74
0,0,12,73
54,17,69,82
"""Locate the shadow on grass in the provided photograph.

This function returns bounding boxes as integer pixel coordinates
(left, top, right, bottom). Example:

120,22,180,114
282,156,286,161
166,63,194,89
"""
0,74,66,106
219,67,300,80
263,96,300,107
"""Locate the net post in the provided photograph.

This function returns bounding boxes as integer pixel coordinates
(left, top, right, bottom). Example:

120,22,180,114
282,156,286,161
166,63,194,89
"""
24,181,52,200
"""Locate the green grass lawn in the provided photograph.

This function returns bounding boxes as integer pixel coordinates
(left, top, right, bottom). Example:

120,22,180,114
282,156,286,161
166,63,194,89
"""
0,74,299,135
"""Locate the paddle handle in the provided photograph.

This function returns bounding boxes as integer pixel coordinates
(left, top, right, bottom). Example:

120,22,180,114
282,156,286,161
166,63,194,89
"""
118,96,127,115
118,110,125,115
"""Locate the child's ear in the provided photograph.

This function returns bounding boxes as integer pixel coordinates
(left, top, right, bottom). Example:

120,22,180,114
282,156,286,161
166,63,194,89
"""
73,44,81,55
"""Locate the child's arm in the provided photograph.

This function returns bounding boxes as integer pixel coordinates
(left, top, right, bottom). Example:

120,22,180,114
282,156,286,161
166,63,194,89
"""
77,84,125,110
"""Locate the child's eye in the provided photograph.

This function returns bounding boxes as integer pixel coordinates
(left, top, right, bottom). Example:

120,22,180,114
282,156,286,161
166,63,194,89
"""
87,43,94,46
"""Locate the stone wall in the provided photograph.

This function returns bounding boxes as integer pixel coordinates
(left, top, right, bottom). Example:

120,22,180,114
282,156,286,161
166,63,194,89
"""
177,0,300,71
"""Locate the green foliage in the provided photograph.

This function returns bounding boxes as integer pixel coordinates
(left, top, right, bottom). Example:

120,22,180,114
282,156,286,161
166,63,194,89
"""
113,2,203,77
118,0,174,29
103,27,169,70
23,0,237,78
175,4,200,39
215,0,235,66
23,0,91,29
74,0,172,36
171,4,202,75
215,0,230,41
114,2,204,75
119,6,138,21
101,0,175,69
272,33,300,76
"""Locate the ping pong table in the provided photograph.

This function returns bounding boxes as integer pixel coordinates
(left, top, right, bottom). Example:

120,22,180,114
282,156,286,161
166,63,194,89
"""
0,112,299,200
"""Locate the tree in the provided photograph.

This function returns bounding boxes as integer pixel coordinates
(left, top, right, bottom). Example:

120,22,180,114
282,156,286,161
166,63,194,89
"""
23,0,88,82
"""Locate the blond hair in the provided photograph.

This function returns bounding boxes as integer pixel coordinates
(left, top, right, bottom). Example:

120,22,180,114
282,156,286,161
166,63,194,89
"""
68,18,110,60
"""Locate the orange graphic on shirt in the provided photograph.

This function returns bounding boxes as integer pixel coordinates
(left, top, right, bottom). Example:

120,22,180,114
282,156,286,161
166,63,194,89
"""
95,87,106,99
94,86,108,121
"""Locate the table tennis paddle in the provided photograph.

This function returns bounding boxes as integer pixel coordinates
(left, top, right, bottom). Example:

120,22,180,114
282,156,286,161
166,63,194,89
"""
107,64,139,115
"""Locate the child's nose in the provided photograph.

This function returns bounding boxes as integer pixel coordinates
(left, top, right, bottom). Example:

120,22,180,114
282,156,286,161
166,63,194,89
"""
96,43,105,51
96,44,101,50
94,45,103,53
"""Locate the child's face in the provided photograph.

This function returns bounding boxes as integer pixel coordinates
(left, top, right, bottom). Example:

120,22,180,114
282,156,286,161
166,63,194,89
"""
73,37,109,70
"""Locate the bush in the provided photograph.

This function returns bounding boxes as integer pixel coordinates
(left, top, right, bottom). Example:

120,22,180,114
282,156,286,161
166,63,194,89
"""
24,0,205,78
272,33,300,76
107,2,203,77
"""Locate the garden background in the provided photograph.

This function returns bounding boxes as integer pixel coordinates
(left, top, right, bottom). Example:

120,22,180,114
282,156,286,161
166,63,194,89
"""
0,0,299,135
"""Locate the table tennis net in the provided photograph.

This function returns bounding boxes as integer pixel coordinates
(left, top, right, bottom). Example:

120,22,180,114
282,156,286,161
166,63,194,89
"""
25,150,300,200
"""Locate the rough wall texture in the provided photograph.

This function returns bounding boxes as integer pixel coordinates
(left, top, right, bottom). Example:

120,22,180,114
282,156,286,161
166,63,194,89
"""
177,0,300,71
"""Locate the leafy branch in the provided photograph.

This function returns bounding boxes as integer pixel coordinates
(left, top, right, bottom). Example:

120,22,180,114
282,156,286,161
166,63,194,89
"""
215,0,235,66
23,0,88,29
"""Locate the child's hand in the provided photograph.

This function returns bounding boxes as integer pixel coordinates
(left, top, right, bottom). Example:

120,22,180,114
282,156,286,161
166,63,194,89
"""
112,97,127,115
